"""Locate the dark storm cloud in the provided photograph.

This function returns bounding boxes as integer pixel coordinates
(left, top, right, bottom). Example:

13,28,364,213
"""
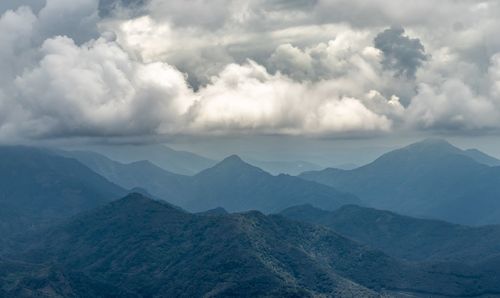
374,26,427,79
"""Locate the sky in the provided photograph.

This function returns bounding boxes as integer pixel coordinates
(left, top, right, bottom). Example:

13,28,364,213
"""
1,0,500,163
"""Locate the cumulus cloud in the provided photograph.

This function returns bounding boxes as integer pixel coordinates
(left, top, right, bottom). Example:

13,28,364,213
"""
1,0,500,142
98,0,148,18
37,0,100,44
489,53,500,99
268,31,381,81
187,61,394,135
14,36,193,138
406,80,499,131
0,4,400,141
374,26,427,78
0,6,37,82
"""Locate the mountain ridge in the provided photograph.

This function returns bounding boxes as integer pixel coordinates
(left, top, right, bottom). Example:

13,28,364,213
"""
280,204,500,264
59,149,360,214
184,155,360,212
7,193,500,297
300,139,500,225
0,146,126,237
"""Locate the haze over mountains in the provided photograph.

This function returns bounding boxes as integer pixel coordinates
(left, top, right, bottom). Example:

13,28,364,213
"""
0,146,125,237
300,139,500,225
82,144,324,176
59,149,359,213
57,149,192,203
2,139,500,296
182,155,359,212
0,145,358,239
3,0,500,295
85,144,216,176
60,138,500,225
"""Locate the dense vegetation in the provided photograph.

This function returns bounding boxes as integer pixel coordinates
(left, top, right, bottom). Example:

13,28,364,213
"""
4,194,500,297
280,204,500,263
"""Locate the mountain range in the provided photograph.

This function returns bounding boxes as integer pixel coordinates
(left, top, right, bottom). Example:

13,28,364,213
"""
0,145,358,242
280,204,500,264
1,142,500,296
243,158,323,175
82,144,216,175
181,155,359,212
0,146,125,237
4,193,500,297
300,139,500,225
59,151,359,213
81,144,325,176
56,149,192,202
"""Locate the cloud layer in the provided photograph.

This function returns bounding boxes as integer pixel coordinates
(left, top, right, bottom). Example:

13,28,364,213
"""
1,0,500,142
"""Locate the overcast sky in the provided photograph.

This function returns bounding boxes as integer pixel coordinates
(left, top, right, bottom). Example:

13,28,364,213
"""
1,0,500,161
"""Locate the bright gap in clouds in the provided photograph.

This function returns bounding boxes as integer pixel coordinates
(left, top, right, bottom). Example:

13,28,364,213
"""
1,0,500,144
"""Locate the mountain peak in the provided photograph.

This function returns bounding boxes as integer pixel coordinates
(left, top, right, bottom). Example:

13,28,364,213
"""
117,192,154,205
365,138,467,168
113,192,176,210
420,137,449,144
196,154,267,177
221,154,245,164
403,138,461,154
106,193,187,218
412,138,454,147
197,207,229,216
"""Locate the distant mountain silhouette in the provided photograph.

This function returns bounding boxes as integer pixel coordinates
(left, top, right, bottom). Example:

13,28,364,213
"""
87,144,216,175
183,155,360,212
59,151,359,213
333,163,359,170
6,193,500,297
58,150,191,201
280,204,500,263
0,146,125,237
244,158,323,175
464,148,500,166
197,207,229,216
300,139,500,225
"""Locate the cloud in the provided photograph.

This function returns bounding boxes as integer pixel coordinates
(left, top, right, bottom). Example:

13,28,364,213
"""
374,26,427,78
36,0,100,44
187,61,394,135
13,36,193,138
98,0,148,18
2,0,500,142
407,79,499,131
0,6,37,82
489,53,500,99
0,4,399,141
0,0,45,15
268,31,380,82
268,43,314,80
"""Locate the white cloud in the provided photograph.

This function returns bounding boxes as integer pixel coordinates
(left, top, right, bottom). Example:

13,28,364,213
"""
489,53,500,100
0,6,36,82
187,61,393,135
2,0,500,142
407,79,499,131
14,36,193,138
37,0,100,43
